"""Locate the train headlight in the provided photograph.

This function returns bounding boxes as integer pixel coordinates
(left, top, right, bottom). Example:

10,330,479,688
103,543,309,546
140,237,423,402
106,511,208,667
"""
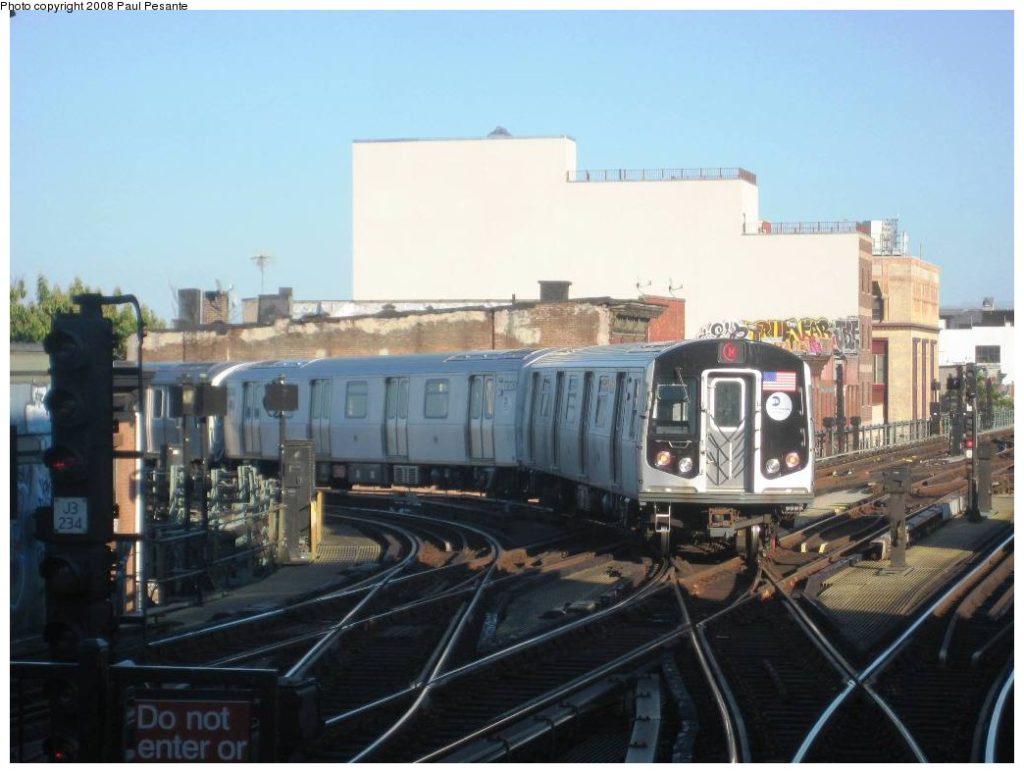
677,457,693,474
655,450,673,468
765,457,781,475
784,451,801,469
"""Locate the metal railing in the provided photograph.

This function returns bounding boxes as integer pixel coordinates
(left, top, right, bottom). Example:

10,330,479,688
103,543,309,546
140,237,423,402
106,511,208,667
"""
816,408,1013,461
746,220,870,236
567,167,756,184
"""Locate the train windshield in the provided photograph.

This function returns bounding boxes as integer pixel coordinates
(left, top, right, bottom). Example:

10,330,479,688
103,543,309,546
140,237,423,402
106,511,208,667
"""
653,379,696,435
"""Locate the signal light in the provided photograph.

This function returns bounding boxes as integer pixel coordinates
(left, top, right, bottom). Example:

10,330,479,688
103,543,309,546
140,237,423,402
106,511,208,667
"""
43,329,88,371
44,735,80,763
784,451,801,469
43,446,89,484
44,389,87,427
655,450,673,468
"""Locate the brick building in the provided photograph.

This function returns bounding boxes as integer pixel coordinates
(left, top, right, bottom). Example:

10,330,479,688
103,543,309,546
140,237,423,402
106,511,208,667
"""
134,295,672,363
870,248,942,424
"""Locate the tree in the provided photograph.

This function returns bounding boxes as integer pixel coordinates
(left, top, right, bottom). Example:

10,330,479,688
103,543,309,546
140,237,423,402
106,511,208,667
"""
10,275,165,359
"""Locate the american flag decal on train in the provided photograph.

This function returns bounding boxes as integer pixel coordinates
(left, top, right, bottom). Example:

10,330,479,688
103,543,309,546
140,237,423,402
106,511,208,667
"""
763,371,797,392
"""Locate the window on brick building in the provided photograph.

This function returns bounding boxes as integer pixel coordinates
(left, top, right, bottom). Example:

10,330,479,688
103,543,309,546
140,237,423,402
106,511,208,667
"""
975,345,1000,364
872,282,885,322
873,353,887,385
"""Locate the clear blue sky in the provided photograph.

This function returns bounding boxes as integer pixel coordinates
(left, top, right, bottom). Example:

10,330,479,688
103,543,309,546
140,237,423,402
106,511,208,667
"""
8,9,1014,322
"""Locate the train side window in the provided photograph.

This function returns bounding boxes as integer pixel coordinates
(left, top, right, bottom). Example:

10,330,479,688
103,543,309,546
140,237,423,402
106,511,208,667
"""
152,388,164,419
627,379,639,438
425,379,449,419
385,381,397,420
398,380,409,419
539,377,553,418
484,377,495,419
346,381,368,419
564,375,579,424
311,380,324,420
595,374,613,427
470,378,482,420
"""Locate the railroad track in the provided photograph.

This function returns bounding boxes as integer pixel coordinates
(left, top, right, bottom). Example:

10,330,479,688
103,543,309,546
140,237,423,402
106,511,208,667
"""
297,556,675,762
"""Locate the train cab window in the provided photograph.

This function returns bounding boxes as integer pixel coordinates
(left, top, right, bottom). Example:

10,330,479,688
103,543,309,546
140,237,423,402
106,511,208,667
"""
653,380,695,435
346,381,368,419
425,379,449,419
712,381,743,429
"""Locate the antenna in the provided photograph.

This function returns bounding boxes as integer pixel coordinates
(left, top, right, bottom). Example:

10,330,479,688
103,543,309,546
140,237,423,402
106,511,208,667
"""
251,254,273,294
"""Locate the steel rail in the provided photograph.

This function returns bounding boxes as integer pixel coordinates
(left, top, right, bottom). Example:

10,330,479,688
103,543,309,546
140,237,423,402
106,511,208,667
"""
321,559,672,728
983,668,1013,763
347,532,504,762
416,628,685,763
670,571,743,763
229,532,627,669
145,516,416,649
791,532,1015,762
284,515,430,679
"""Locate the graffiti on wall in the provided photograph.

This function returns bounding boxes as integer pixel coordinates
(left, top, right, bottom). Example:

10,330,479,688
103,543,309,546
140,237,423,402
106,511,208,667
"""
696,316,861,355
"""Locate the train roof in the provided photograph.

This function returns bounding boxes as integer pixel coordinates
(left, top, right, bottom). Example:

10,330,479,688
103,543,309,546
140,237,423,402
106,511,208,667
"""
142,361,246,386
525,339,806,370
526,340,681,369
213,348,556,381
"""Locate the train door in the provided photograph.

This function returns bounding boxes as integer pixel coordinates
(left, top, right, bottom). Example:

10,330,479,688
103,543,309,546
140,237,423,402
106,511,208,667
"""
309,379,332,457
704,375,752,490
528,372,541,463
618,374,640,490
579,372,593,477
385,377,409,458
468,374,495,460
242,381,262,456
610,372,626,485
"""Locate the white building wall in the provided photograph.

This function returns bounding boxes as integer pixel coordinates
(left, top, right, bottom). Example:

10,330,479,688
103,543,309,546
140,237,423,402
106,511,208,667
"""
939,325,1015,384
353,135,864,332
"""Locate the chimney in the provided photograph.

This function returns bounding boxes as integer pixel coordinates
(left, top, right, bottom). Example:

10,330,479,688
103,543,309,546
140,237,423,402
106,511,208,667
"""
176,288,201,328
538,280,572,302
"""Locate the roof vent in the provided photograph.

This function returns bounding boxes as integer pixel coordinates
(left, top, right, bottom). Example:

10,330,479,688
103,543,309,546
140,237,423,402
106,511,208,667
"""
982,297,995,310
539,280,571,302
487,126,512,138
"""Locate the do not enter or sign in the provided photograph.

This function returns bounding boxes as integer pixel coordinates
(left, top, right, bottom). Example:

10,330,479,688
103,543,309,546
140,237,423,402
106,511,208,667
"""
131,699,251,763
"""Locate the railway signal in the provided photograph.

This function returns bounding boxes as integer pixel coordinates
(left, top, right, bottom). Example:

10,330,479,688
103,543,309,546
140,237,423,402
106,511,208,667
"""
38,296,116,660
37,297,117,762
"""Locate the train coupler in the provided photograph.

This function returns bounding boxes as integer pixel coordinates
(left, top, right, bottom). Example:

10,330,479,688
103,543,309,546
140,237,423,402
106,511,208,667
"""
653,503,672,534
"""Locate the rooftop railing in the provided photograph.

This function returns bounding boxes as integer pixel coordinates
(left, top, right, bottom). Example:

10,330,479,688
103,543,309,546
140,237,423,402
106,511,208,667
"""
568,167,756,184
746,219,871,236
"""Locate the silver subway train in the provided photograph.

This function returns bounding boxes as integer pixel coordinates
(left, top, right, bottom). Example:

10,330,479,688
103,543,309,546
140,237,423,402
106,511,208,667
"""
143,340,814,552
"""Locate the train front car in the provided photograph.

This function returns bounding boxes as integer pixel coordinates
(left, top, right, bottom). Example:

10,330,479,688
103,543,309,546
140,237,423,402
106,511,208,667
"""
643,339,814,557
